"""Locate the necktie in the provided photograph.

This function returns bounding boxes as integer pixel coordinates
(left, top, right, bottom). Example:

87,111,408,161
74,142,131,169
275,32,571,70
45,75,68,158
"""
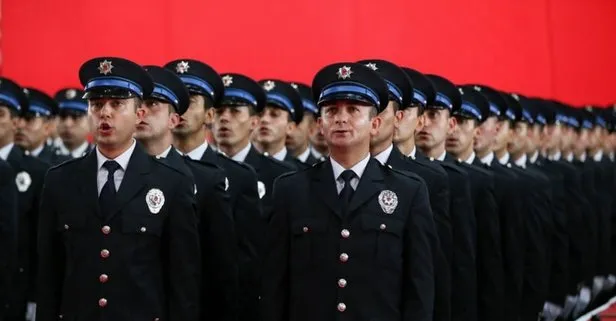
99,160,121,219
339,169,356,216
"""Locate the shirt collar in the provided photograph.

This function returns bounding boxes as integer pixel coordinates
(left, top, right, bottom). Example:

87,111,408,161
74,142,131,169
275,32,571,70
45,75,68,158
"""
374,144,394,166
437,150,447,161
514,154,527,168
297,147,311,163
156,145,173,159
593,150,603,162
610,152,615,162
231,143,252,163
579,152,587,162
271,147,287,161
330,153,371,181
310,146,324,159
184,141,209,160
498,152,510,165
464,152,476,165
548,151,562,161
30,143,45,157
565,152,574,163
408,146,417,159
96,139,136,171
480,152,495,166
0,143,14,161
529,151,539,164
70,141,90,158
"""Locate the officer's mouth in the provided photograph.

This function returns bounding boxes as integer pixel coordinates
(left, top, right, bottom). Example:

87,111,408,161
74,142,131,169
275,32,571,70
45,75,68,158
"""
136,121,149,129
98,123,114,135
217,127,232,136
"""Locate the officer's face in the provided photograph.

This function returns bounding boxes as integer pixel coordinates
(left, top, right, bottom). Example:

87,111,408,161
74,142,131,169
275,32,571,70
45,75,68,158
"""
508,122,528,155
526,124,542,152
416,108,455,151
256,106,295,146
318,101,380,149
474,116,497,154
88,98,139,149
0,106,17,143
58,112,90,148
393,106,421,145
542,124,562,150
372,101,403,146
446,116,476,156
136,99,179,141
573,129,589,154
214,105,258,148
286,113,314,153
174,95,206,137
309,119,328,151
493,120,513,152
610,132,616,151
15,115,51,150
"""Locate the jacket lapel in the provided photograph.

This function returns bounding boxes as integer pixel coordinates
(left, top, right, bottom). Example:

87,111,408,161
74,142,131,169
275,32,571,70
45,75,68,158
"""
244,145,262,173
347,158,385,217
312,161,342,218
387,146,406,168
7,145,23,170
107,144,151,222
77,150,102,218
200,145,218,164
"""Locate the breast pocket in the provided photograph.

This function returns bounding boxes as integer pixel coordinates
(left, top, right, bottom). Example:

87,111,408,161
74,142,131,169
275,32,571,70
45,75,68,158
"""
290,218,328,269
360,215,405,271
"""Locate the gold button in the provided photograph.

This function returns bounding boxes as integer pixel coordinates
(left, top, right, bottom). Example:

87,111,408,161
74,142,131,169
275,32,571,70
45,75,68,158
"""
339,253,349,263
338,278,347,288
140,227,147,233
100,249,110,259
99,274,109,283
101,226,111,235
302,226,309,233
98,298,107,307
380,224,387,230
64,224,69,230
337,302,346,312
341,229,350,238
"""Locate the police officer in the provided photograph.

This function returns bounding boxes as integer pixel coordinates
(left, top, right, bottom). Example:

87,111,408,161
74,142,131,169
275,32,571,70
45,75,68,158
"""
165,59,263,321
446,85,503,321
136,65,238,321
261,62,437,321
359,59,452,321
16,88,71,165
287,82,322,164
255,79,305,168
0,158,17,321
393,67,430,158
417,74,477,321
37,57,201,321
0,77,49,321
54,88,94,158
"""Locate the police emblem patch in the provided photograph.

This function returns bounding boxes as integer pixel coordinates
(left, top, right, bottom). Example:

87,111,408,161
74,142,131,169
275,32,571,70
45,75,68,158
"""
98,60,114,75
290,83,298,90
336,66,353,80
257,181,266,199
66,89,77,99
15,171,32,192
378,190,398,214
146,188,165,214
176,61,190,74
222,75,233,87
263,80,276,91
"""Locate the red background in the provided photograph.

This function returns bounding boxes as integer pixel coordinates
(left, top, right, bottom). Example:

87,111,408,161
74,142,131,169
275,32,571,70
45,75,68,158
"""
1,0,615,106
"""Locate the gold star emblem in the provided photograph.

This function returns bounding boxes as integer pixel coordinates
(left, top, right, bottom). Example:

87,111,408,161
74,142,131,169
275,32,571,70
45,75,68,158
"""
98,60,114,75
222,75,233,87
175,61,190,74
337,66,353,80
263,80,276,91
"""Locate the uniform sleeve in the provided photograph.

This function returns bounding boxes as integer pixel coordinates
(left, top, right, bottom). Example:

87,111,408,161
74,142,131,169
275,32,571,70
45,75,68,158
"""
259,176,290,321
0,163,17,309
199,170,238,321
168,174,201,321
36,171,64,321
403,181,436,321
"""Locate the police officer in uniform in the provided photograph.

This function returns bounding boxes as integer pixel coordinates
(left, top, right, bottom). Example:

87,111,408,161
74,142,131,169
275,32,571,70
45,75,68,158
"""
359,59,451,321
0,158,18,321
136,65,238,321
16,88,71,165
445,85,504,321
254,79,305,168
165,59,263,321
417,74,477,321
54,88,94,158
37,57,201,321
0,77,49,321
261,62,437,321
286,82,322,165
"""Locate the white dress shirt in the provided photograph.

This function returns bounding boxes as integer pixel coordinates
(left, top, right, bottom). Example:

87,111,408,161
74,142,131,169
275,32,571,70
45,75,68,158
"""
408,146,417,159
70,141,90,158
565,152,574,163
30,144,45,157
184,142,209,161
592,150,603,162
529,151,539,164
373,144,394,166
156,145,173,159
514,154,527,169
231,143,252,163
578,152,587,162
436,151,447,161
96,140,136,195
0,143,14,161
464,152,476,165
297,147,311,163
480,152,495,166
331,154,370,194
498,152,510,165
271,147,287,161
548,151,561,161
311,146,324,159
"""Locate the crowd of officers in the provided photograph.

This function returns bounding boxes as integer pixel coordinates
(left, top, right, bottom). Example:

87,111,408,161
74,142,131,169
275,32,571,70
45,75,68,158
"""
0,56,614,321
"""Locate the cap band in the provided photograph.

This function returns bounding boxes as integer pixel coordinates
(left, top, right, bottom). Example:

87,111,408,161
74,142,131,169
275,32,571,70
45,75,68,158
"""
488,103,501,116
505,108,516,121
59,101,88,112
555,114,568,124
569,117,580,128
412,89,427,107
0,92,21,111
85,77,144,97
596,116,607,128
222,88,257,107
302,99,318,114
179,75,215,99
459,102,482,120
434,93,452,110
384,80,403,105
28,104,51,116
266,92,295,116
582,120,593,129
522,109,533,123
319,84,380,107
152,84,180,107
536,114,547,125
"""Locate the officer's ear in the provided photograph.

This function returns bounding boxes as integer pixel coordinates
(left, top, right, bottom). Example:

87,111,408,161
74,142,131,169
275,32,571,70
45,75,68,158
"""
168,105,180,129
369,107,382,137
447,112,457,135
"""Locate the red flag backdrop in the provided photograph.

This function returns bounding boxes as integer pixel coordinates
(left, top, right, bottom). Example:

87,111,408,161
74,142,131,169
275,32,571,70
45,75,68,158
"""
0,0,615,106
